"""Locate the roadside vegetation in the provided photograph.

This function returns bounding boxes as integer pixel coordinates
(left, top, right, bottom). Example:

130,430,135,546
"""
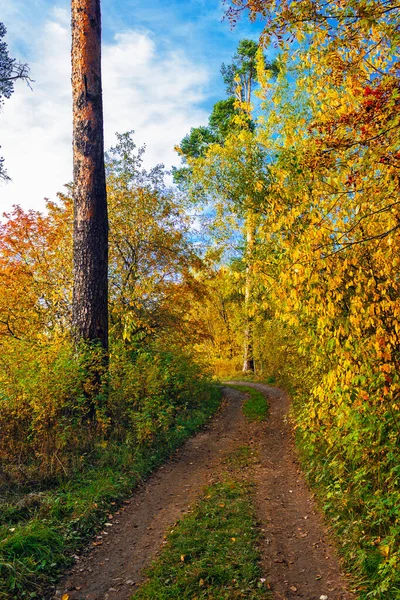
172,1,400,594
226,385,269,423
0,134,221,599
1,0,399,597
0,378,220,599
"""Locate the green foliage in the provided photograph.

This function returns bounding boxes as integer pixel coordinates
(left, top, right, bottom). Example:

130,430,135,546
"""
133,478,269,599
0,338,97,479
209,97,254,137
108,341,215,447
179,126,217,160
0,372,221,599
227,385,269,422
294,386,400,597
0,338,215,480
0,22,30,180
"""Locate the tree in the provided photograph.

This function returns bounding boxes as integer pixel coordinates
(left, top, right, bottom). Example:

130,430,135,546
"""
222,39,259,372
176,40,274,372
221,38,277,105
106,132,205,347
0,22,30,181
71,0,108,352
222,4,400,592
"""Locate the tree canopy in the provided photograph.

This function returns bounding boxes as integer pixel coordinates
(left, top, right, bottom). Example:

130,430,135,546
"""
0,22,30,181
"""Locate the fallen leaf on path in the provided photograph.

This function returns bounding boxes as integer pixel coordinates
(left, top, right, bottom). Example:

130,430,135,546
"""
290,586,297,592
62,595,69,600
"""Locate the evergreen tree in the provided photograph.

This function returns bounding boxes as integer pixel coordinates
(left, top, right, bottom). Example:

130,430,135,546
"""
0,22,30,181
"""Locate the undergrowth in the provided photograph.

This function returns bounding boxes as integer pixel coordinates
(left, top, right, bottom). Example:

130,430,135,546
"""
0,386,221,599
294,402,400,599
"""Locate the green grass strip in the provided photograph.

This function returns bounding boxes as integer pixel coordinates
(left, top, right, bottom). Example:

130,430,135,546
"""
227,385,269,422
133,478,270,599
0,388,221,600
223,375,276,385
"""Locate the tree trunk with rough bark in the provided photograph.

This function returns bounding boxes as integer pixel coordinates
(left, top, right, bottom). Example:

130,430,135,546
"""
71,0,108,351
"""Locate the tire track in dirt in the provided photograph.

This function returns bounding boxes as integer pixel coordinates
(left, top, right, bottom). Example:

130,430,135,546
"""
228,382,355,600
54,384,355,600
53,388,248,600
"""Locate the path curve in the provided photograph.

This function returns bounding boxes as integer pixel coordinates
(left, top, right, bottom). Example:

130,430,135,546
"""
53,388,249,600
53,383,355,600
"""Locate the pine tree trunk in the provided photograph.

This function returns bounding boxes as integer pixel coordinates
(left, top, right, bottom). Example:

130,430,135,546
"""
71,0,108,351
242,210,255,373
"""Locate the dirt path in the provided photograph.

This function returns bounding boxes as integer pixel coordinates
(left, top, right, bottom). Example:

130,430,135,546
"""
54,388,249,600
54,384,354,600
228,382,355,600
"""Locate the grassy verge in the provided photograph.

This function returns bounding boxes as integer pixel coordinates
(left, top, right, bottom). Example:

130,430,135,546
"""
221,375,276,385
132,475,270,599
226,385,269,422
0,387,221,600
295,424,400,598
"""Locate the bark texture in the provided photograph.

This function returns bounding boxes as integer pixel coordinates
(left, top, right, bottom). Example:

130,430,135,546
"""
71,0,108,350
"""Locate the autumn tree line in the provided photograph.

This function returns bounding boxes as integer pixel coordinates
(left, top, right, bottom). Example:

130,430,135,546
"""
0,1,214,488
176,1,399,594
0,0,399,597
188,1,398,595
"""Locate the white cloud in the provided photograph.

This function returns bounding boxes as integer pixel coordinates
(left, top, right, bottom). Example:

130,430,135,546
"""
1,7,209,214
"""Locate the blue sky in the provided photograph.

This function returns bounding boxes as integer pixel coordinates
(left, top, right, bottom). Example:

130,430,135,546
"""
1,0,266,213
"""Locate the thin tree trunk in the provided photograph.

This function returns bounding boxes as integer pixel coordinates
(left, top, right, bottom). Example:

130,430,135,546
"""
71,0,108,351
243,209,255,373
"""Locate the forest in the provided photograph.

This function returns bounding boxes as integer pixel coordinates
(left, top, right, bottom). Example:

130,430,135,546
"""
0,1,399,599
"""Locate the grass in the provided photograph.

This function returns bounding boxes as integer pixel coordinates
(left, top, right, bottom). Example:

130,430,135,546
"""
0,387,222,600
132,477,271,599
222,374,276,385
226,385,269,422
224,445,254,469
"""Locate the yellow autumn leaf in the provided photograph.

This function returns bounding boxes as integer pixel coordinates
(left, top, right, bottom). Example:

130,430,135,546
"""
380,545,390,558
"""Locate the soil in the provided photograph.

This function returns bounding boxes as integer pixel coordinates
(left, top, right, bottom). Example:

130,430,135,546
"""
238,383,356,600
53,384,355,600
